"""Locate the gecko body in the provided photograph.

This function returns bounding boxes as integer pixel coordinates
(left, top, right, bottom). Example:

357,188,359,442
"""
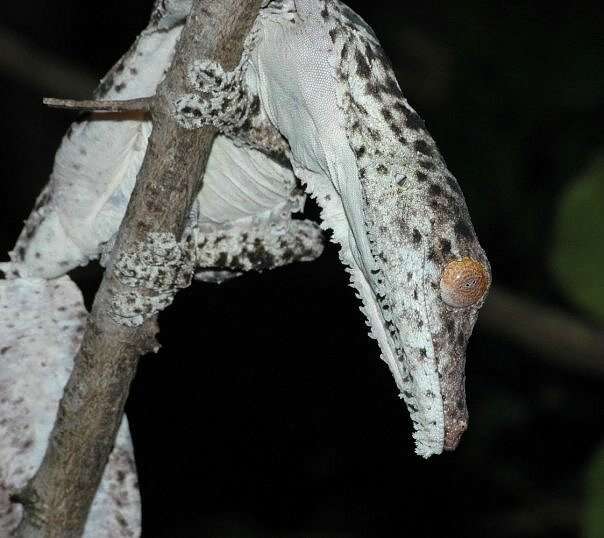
1,14,491,534
241,0,491,456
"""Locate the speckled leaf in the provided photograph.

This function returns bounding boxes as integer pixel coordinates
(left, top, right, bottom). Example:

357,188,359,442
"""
551,155,604,322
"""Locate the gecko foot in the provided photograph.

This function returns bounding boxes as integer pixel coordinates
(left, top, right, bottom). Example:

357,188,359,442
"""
174,59,248,131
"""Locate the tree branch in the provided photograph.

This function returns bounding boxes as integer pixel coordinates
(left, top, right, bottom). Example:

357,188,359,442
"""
15,1,262,536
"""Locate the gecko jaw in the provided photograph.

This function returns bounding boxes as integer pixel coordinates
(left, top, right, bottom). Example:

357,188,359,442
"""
444,416,468,451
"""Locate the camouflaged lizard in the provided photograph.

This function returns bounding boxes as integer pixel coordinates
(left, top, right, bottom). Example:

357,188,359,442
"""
175,0,491,457
0,4,491,533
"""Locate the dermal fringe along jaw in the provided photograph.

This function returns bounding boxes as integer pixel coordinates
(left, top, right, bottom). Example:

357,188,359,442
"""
3,0,491,462
245,0,492,457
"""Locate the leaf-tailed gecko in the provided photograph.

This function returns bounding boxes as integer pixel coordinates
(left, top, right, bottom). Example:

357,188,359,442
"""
0,4,491,533
176,0,492,457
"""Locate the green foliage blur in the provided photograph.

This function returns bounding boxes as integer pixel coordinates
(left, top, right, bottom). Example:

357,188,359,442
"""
552,155,604,323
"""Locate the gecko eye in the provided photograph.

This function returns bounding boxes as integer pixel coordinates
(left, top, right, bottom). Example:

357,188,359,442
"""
440,257,490,307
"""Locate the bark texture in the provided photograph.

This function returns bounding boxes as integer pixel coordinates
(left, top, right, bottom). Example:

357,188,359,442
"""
15,1,262,536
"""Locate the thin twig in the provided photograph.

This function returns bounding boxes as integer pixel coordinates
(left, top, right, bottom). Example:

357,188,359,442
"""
43,96,154,112
15,1,263,536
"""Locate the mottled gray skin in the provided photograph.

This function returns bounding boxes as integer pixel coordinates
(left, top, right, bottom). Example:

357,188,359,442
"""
319,0,491,450
175,59,290,161
194,219,323,279
175,0,490,455
111,233,195,327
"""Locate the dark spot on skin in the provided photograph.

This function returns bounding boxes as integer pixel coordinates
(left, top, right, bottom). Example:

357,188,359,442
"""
400,106,426,130
412,229,421,244
382,76,400,96
246,239,276,269
215,252,228,266
416,171,428,182
130,67,138,75
115,82,126,92
414,139,433,156
116,470,126,483
428,184,443,197
413,289,418,300
282,248,295,262
249,95,260,116
365,81,381,98
320,3,329,20
440,238,452,256
419,159,436,171
454,220,474,240
445,175,462,194
376,164,388,174
340,41,349,60
354,145,366,158
457,332,466,348
1,346,10,354
24,226,37,240
355,49,371,79
419,348,427,358
407,272,412,281
240,118,252,131
367,127,381,141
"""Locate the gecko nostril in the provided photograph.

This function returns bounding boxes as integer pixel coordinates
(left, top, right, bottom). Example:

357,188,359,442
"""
439,257,490,308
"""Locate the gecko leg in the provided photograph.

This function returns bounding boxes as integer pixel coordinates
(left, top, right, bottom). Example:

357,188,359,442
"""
110,233,195,327
193,217,324,284
174,59,289,159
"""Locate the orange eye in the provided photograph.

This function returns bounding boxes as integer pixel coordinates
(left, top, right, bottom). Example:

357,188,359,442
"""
440,257,490,307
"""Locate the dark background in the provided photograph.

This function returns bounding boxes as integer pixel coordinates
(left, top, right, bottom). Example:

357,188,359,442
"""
1,1,603,537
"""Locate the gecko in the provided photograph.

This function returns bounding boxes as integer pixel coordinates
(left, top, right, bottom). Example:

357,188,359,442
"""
175,0,491,457
0,1,321,533
0,0,490,533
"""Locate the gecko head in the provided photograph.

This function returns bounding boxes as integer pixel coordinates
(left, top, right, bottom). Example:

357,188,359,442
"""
361,167,491,458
